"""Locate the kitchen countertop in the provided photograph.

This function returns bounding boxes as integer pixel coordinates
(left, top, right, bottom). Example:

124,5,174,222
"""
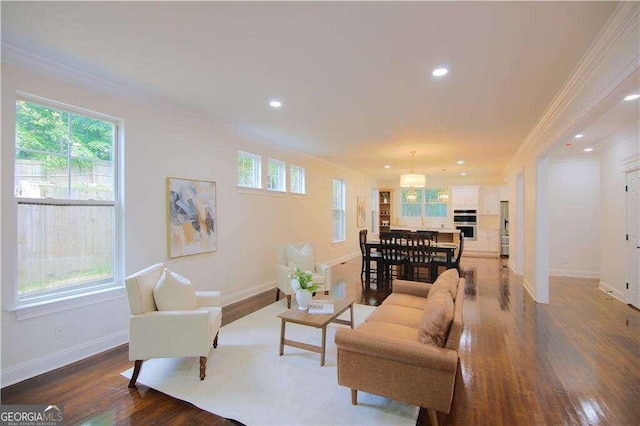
390,227,460,233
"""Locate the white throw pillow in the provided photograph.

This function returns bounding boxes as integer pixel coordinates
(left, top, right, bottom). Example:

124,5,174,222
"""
286,244,315,272
153,268,197,311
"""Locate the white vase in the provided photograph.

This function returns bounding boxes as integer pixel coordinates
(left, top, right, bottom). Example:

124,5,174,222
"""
295,289,313,310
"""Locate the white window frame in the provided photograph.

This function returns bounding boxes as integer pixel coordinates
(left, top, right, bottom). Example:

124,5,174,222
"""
332,178,346,243
290,165,306,195
400,188,448,218
9,94,124,317
267,158,286,192
238,151,262,189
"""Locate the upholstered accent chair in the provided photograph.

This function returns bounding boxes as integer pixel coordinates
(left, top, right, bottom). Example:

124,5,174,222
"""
276,243,332,308
124,263,222,387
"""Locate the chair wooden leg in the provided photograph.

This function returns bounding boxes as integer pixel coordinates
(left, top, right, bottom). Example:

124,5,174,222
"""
128,360,143,388
213,331,219,348
275,288,280,302
286,295,291,309
324,290,329,295
199,356,207,380
427,408,438,426
351,389,358,405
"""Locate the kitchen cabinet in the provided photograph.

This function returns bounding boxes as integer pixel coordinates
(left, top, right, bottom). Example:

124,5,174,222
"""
451,186,479,209
477,230,500,253
479,186,499,215
379,189,392,233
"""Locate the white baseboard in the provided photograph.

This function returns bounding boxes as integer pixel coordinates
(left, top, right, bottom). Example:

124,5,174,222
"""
222,280,276,306
1,330,128,388
508,260,518,274
328,251,360,266
549,269,600,278
599,280,625,303
522,278,536,301
462,251,500,258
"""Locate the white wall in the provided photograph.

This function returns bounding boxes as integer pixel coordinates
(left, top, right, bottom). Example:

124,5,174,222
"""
599,133,640,301
0,57,375,385
548,158,600,277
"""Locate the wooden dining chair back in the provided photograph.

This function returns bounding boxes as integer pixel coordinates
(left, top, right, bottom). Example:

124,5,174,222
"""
405,233,434,282
432,235,465,279
416,230,439,243
379,232,407,285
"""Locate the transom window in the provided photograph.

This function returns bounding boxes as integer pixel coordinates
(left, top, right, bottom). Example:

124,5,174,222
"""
267,158,286,192
14,98,121,302
290,165,306,194
238,151,262,189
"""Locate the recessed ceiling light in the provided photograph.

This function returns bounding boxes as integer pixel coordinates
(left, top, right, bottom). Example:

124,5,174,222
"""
583,148,594,152
624,94,640,101
432,67,448,77
269,100,282,108
457,160,464,165
461,172,467,176
383,165,391,169
574,134,584,139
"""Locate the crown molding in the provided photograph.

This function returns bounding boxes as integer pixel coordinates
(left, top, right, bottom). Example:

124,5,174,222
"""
508,2,640,167
2,44,368,177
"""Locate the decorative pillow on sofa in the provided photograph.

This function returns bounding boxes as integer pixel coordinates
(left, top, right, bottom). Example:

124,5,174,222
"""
428,268,459,300
286,244,315,272
153,268,197,311
418,290,454,347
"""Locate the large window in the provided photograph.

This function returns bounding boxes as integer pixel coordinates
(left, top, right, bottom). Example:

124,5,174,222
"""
238,151,262,188
267,158,286,192
400,189,448,218
14,98,120,302
332,179,346,242
290,165,306,194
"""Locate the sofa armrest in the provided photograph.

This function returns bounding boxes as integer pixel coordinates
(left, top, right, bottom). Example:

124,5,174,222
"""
196,291,221,308
392,279,432,298
335,328,457,373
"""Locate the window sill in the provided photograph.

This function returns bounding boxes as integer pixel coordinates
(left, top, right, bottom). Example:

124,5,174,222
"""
7,285,126,321
332,239,346,245
237,186,264,195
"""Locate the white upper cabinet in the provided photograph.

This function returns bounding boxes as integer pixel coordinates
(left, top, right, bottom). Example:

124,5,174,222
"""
499,185,509,201
479,186,499,215
451,186,479,209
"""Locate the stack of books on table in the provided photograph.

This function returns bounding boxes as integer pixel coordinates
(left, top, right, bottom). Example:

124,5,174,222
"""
308,301,335,314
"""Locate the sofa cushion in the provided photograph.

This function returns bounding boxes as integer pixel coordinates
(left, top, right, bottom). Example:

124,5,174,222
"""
286,243,315,272
153,268,197,311
382,293,429,310
356,321,421,343
429,268,459,301
418,291,454,347
366,304,424,329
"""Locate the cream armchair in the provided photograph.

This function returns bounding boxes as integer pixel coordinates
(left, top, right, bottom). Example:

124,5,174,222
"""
124,263,222,387
276,243,332,308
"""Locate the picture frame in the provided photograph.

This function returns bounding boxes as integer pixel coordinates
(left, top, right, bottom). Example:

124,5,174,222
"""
357,196,366,228
167,177,217,258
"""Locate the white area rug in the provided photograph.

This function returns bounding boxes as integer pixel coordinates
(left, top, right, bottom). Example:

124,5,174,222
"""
122,301,419,425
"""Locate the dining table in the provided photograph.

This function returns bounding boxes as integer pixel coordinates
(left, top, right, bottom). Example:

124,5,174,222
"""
363,239,458,291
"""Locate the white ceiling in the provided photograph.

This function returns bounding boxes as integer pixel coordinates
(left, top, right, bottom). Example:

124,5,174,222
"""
3,1,634,180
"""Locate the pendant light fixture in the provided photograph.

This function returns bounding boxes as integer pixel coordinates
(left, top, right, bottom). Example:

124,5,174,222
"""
400,151,426,188
437,169,449,203
406,189,418,204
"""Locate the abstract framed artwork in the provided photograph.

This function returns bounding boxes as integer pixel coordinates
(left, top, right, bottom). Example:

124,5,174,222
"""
357,196,366,228
167,177,217,258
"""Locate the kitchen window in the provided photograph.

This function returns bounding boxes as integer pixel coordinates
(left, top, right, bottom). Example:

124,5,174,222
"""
400,189,447,218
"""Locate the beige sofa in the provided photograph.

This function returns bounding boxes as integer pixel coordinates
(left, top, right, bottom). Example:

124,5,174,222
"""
335,269,464,425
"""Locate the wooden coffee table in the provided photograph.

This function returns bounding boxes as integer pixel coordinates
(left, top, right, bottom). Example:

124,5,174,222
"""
278,296,356,366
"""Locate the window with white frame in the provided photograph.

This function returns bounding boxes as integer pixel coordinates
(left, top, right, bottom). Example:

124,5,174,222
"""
14,98,121,303
237,151,262,188
267,158,286,192
371,187,379,233
290,165,306,194
400,188,448,218
332,178,346,242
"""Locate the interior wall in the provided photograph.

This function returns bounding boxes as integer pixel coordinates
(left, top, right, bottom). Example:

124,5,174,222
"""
548,158,600,277
0,59,375,386
599,133,640,301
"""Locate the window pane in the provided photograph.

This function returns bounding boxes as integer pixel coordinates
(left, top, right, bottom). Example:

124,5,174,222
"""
267,158,285,192
332,179,345,242
238,152,261,188
290,165,305,194
425,188,448,217
17,203,114,296
401,189,423,217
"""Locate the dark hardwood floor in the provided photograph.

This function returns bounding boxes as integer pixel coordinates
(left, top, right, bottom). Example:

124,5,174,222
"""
2,256,639,425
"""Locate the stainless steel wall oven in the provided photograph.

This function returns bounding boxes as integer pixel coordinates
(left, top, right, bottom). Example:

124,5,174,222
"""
453,209,477,241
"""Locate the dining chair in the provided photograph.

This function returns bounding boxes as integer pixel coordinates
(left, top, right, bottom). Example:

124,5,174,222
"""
416,230,439,243
431,235,464,279
405,233,434,282
379,232,408,286
359,229,382,288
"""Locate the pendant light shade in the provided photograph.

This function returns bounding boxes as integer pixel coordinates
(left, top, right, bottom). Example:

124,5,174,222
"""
400,151,426,188
437,169,449,203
